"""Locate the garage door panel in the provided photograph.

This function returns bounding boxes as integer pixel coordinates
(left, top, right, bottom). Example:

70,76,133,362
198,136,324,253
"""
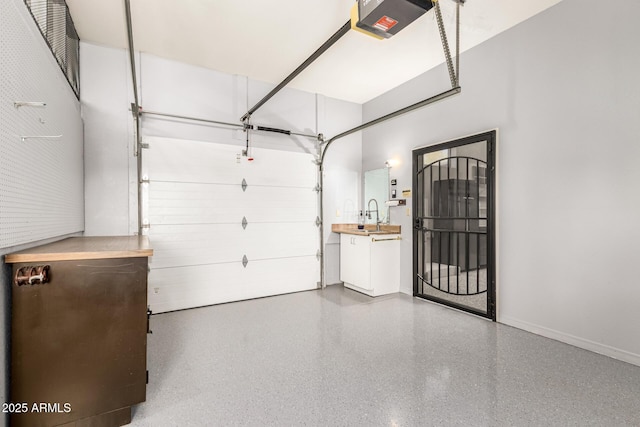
148,256,319,313
145,137,242,184
148,182,316,225
148,223,318,269
240,149,317,188
145,136,316,188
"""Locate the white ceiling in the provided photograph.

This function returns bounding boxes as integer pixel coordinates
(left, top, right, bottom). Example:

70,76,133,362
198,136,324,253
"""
66,0,562,104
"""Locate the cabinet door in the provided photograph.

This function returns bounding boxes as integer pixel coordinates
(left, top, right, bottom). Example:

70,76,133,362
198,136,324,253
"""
11,257,148,427
340,234,372,290
340,234,356,285
350,235,372,290
370,236,400,295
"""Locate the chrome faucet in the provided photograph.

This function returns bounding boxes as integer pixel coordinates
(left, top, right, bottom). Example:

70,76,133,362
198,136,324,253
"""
366,198,381,231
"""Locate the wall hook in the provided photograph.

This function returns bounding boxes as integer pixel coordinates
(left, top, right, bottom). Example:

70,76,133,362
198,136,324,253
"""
14,101,46,109
20,135,62,142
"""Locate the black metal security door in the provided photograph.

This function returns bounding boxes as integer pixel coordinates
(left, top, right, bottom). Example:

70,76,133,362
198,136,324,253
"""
413,131,496,320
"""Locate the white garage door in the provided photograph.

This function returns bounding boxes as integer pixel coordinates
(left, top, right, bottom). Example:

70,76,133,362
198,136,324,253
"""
141,136,320,313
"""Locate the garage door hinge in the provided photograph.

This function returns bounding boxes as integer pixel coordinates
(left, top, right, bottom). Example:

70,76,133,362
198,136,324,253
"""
316,250,321,260
139,142,149,149
242,216,248,229
141,224,151,229
242,255,249,268
241,178,248,192
315,216,322,227
313,183,321,192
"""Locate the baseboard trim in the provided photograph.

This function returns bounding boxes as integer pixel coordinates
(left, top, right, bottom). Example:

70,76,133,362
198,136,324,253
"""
500,315,640,367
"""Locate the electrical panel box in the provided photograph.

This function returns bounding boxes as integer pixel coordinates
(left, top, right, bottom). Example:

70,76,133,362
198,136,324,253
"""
356,0,434,39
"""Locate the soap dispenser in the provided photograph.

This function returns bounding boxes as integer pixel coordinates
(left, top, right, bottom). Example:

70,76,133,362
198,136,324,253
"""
357,210,365,230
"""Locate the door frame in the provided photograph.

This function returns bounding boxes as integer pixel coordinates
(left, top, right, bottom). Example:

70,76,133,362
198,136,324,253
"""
412,130,496,320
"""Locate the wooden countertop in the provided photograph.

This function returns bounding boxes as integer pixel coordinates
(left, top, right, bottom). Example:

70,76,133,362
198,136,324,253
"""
331,223,401,236
5,236,153,263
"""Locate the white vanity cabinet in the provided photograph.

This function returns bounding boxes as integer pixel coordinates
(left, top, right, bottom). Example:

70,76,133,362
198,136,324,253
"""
339,233,401,296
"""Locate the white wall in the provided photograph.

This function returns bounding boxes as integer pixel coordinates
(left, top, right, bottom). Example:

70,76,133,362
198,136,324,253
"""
319,97,362,284
1,0,85,424
0,0,84,248
81,45,136,235
80,44,362,285
362,0,640,365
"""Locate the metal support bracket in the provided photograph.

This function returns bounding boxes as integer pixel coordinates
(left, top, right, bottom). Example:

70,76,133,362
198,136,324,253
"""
130,102,141,117
241,178,248,192
242,255,249,268
242,216,248,230
146,308,153,334
315,134,324,151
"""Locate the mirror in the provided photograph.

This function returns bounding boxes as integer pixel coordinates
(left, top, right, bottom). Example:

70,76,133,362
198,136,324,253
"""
364,167,390,224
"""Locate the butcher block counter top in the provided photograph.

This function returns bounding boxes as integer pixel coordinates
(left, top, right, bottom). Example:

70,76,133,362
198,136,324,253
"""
331,223,401,236
5,236,153,263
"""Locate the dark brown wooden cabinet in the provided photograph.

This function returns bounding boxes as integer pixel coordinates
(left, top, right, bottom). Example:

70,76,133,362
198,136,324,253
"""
5,237,153,427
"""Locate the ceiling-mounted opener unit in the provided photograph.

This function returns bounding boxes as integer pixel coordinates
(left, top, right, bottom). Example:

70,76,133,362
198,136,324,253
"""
352,0,434,40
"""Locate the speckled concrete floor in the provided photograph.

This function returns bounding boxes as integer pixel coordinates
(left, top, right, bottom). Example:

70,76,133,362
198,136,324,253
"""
131,285,640,426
